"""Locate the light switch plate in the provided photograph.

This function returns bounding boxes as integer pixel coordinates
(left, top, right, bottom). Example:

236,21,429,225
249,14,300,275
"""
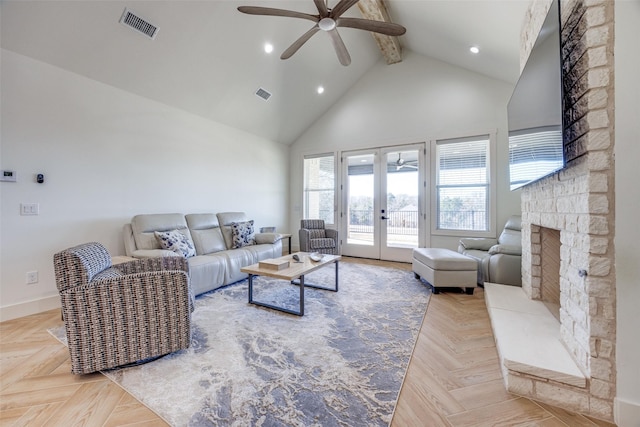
20,203,39,215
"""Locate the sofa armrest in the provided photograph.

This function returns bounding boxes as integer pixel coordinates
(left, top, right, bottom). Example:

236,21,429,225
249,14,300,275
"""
488,244,522,256
458,238,497,251
255,233,282,245
130,249,180,259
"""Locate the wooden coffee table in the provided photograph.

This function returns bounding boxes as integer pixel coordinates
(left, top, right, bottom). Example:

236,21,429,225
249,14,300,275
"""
241,252,340,316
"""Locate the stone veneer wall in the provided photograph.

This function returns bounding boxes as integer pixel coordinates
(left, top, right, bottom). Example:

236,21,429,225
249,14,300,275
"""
519,0,616,421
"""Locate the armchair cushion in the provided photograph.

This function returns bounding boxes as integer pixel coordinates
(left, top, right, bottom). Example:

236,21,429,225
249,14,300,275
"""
155,229,196,258
309,238,336,251
92,267,124,281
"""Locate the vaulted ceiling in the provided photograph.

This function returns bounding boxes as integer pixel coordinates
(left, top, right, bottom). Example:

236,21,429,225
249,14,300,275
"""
1,0,530,144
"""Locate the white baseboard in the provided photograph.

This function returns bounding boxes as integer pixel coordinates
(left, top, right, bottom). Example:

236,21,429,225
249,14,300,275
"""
615,397,640,427
0,295,60,322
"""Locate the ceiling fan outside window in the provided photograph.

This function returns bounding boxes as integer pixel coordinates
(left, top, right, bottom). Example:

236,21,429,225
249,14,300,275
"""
395,152,418,170
237,0,406,66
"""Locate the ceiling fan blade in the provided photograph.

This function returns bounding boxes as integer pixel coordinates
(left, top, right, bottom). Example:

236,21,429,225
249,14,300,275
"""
337,17,406,36
329,0,360,19
313,0,329,17
281,25,320,59
327,28,351,66
237,6,318,22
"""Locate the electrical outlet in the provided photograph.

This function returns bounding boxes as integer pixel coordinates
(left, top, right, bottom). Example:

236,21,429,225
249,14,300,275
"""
26,271,39,284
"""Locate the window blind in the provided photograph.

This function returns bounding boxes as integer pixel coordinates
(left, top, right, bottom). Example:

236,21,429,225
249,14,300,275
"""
435,136,489,231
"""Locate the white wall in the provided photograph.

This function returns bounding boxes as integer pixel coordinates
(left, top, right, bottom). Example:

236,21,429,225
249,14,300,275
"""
0,50,289,320
614,1,640,425
289,51,521,249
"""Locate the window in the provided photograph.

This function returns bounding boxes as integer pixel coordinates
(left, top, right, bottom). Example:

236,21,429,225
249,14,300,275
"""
433,135,492,233
303,154,335,225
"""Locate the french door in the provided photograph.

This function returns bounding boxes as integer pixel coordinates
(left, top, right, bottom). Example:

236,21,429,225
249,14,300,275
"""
340,144,426,262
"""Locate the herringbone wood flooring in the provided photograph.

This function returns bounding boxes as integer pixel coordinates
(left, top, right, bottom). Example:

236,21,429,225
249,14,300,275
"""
1,258,617,426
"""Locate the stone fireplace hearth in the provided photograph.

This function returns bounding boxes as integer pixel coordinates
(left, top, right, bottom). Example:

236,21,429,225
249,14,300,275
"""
486,0,616,422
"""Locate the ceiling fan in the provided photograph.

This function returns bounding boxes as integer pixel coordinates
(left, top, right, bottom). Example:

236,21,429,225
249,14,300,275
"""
396,153,417,170
237,0,406,66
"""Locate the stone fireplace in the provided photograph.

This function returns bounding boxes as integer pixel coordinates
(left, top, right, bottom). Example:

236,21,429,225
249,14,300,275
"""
538,226,561,321
488,0,616,421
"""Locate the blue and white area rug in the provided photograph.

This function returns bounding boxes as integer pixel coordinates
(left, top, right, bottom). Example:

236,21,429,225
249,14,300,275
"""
51,262,430,426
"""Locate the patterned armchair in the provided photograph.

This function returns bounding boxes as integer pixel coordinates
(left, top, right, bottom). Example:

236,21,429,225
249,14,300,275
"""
53,242,192,374
299,219,339,255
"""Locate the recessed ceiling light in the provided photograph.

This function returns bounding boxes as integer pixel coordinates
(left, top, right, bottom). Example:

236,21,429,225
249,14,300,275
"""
470,46,480,54
264,43,274,54
317,86,325,94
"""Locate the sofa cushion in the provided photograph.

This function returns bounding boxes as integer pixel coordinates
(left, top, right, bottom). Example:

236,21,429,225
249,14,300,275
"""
498,216,522,246
131,213,191,251
231,220,256,248
219,248,255,284
498,229,521,247
155,230,196,258
186,214,226,255
187,254,227,296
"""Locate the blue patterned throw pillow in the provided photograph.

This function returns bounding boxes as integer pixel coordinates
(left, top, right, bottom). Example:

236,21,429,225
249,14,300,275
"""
231,220,256,248
154,230,196,258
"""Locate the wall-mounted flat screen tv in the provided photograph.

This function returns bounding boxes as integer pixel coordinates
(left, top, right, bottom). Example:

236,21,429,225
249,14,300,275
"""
508,0,565,190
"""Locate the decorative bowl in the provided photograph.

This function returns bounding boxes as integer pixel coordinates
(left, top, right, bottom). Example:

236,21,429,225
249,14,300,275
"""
309,252,324,262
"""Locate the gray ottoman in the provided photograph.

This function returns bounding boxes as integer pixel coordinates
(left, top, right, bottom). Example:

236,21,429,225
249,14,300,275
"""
412,248,477,294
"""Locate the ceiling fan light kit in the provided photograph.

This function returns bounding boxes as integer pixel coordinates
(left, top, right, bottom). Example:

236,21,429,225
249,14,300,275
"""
238,0,406,66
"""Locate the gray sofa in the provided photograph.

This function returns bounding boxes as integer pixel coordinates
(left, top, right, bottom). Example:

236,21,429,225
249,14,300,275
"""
457,215,522,286
123,212,283,296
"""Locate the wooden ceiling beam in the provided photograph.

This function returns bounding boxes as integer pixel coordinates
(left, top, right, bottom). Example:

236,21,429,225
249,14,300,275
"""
356,0,403,64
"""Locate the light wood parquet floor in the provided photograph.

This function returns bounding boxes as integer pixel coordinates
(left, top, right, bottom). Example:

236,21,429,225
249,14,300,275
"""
0,258,617,426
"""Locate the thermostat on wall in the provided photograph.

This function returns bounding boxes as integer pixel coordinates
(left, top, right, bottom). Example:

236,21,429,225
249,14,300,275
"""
1,170,17,182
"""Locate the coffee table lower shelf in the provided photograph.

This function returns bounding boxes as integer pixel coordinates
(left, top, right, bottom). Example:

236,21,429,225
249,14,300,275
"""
243,253,340,316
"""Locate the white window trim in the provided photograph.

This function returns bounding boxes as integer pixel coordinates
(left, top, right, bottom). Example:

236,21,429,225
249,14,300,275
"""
429,131,497,238
302,152,338,226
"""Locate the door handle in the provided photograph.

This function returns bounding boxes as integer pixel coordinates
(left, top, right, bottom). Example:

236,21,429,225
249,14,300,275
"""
381,216,389,220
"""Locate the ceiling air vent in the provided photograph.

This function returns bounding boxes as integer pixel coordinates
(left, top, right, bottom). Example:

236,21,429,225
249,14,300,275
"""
119,8,159,39
255,88,272,101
